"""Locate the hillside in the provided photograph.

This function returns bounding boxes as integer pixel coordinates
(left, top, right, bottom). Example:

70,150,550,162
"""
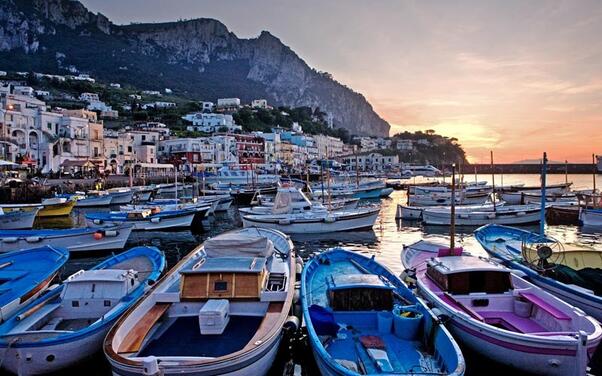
0,0,390,137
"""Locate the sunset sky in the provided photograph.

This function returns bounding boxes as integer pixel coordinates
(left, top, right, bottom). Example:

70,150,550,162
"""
83,0,602,163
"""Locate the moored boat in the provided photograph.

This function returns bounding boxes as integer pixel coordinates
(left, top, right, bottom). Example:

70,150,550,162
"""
302,248,465,375
408,191,491,206
86,208,198,231
0,207,40,229
579,208,602,227
474,224,602,321
421,204,542,226
0,246,69,323
396,202,502,220
104,227,296,376
402,240,602,375
0,225,133,253
0,246,165,375
0,197,76,217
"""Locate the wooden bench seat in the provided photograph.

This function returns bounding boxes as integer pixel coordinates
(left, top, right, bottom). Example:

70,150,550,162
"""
118,302,171,354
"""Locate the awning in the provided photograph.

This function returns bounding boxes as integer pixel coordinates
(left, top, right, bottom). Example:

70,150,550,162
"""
61,159,96,168
136,163,175,169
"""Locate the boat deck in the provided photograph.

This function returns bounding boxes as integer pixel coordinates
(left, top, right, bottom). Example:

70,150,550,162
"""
139,316,263,357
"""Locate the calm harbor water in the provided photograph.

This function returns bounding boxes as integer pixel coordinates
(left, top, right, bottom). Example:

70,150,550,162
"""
11,174,602,376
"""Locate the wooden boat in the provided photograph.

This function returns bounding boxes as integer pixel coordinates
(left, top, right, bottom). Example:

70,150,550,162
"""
579,208,602,227
86,208,198,231
0,246,165,375
302,248,465,375
421,204,542,226
0,197,76,217
499,183,573,205
0,225,133,253
475,224,602,321
402,240,602,375
0,207,40,229
107,188,135,205
58,192,113,207
0,246,69,323
396,202,501,220
546,205,580,225
104,227,297,376
408,191,491,206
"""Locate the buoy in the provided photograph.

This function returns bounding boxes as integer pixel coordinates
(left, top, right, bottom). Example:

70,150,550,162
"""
93,232,104,240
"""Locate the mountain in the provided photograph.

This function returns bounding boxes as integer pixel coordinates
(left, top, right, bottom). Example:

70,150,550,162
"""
0,0,390,137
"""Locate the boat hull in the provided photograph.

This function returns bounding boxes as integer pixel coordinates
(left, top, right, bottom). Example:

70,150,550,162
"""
109,191,134,205
241,209,379,233
75,195,113,207
39,200,76,217
0,209,38,229
580,208,602,226
422,207,541,226
87,212,196,231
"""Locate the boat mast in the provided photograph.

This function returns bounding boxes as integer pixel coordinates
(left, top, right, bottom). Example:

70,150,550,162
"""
326,146,332,210
320,156,325,204
565,160,568,185
175,163,178,204
593,154,598,208
450,163,456,250
490,151,496,211
540,152,547,235
355,146,360,188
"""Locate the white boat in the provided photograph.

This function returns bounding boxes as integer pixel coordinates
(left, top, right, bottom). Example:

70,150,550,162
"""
107,188,135,205
421,204,542,226
396,202,502,220
67,191,113,207
104,227,297,376
408,191,491,206
86,208,198,231
402,164,442,177
0,246,165,375
499,183,573,204
402,240,602,375
201,166,280,186
579,208,602,227
0,207,39,229
0,224,133,253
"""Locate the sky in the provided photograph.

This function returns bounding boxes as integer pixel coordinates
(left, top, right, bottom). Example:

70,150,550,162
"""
81,0,602,163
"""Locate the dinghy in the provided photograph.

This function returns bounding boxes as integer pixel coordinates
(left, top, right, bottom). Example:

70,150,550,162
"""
474,224,602,321
0,246,69,323
402,240,602,375
421,204,542,226
0,207,40,229
104,227,297,376
0,225,133,253
0,246,165,375
302,248,465,376
86,208,198,231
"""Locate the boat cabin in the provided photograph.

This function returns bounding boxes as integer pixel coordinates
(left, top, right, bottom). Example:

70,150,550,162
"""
426,256,512,295
271,187,312,214
327,274,394,311
126,209,152,220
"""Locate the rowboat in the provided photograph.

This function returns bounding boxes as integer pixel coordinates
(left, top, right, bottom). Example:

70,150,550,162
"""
499,183,573,205
0,197,76,217
0,207,40,229
474,224,602,321
104,227,297,376
546,205,580,225
0,246,165,375
0,246,69,323
86,208,198,231
302,248,465,375
396,202,502,220
402,240,602,375
421,204,542,226
0,225,133,253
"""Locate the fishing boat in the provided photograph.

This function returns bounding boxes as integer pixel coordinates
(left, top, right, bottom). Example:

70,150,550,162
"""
546,205,580,225
302,248,465,375
0,225,133,253
104,227,296,376
499,183,573,205
86,207,198,231
402,240,602,375
408,191,491,206
58,191,113,207
421,204,542,226
199,166,280,186
131,186,155,202
0,246,69,323
474,224,602,321
0,197,76,217
396,202,501,220
579,208,602,227
107,188,135,205
0,246,165,375
0,207,39,229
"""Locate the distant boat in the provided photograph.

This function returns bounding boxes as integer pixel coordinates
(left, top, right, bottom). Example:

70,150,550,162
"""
104,227,296,376
402,240,602,375
396,202,501,220
475,224,602,321
579,208,602,227
86,208,199,231
0,225,133,253
0,246,69,323
408,191,491,206
57,192,113,207
302,248,465,375
0,246,165,375
421,204,542,226
0,207,40,229
0,197,76,217
499,183,572,204
402,164,442,177
106,188,135,205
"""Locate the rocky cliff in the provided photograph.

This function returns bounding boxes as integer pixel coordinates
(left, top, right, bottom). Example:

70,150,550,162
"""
0,0,390,136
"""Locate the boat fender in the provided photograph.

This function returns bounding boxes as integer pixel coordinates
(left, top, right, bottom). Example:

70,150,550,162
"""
25,236,41,243
324,216,336,223
141,356,161,376
487,213,496,219
516,211,526,216
104,230,118,237
2,237,18,243
283,315,300,332
150,217,161,223
93,219,103,225
278,219,291,225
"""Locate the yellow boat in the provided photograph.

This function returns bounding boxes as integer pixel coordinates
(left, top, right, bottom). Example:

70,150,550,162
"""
523,243,602,270
0,198,76,217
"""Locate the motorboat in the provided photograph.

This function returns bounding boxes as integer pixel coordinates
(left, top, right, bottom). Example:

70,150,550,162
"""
421,204,542,226
402,240,602,375
104,227,296,376
0,246,165,375
0,207,40,229
0,225,133,253
86,208,198,231
0,197,76,217
474,224,602,321
302,248,465,375
107,188,135,205
408,191,491,206
0,246,69,323
396,202,502,220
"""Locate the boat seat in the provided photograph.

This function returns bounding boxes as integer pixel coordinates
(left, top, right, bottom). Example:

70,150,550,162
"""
41,317,63,331
117,302,171,354
441,293,484,321
480,311,546,333
518,292,571,320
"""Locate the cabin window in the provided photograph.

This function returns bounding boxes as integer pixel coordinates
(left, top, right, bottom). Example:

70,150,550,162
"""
214,281,228,291
448,272,511,295
329,288,393,311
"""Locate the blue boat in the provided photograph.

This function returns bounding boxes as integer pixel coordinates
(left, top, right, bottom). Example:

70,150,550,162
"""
86,207,200,230
301,248,465,375
475,224,602,321
0,246,69,323
0,246,166,375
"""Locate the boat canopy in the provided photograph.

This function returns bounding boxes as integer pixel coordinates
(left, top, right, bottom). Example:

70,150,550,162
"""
327,274,394,311
204,234,274,258
271,187,312,214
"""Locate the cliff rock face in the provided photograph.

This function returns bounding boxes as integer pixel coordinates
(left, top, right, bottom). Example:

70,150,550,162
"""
0,0,389,136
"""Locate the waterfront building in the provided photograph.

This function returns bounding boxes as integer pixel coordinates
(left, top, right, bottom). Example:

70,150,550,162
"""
314,134,344,158
340,152,399,171
396,139,414,151
104,130,134,174
183,113,241,133
251,99,269,109
159,138,216,165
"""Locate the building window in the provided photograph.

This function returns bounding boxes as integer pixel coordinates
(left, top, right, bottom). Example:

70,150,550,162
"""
128,146,132,152
47,122,52,130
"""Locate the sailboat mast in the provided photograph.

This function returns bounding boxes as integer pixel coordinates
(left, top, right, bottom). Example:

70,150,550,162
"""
490,151,496,211
450,163,456,250
540,152,548,235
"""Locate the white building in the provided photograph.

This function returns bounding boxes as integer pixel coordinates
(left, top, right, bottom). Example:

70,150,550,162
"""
217,98,241,107
251,99,268,109
356,136,378,152
341,152,399,171
141,90,162,96
141,101,176,109
313,134,344,158
200,101,214,112
183,113,241,133
79,93,100,102
109,83,121,89
13,86,34,97
165,88,172,94
396,139,413,151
